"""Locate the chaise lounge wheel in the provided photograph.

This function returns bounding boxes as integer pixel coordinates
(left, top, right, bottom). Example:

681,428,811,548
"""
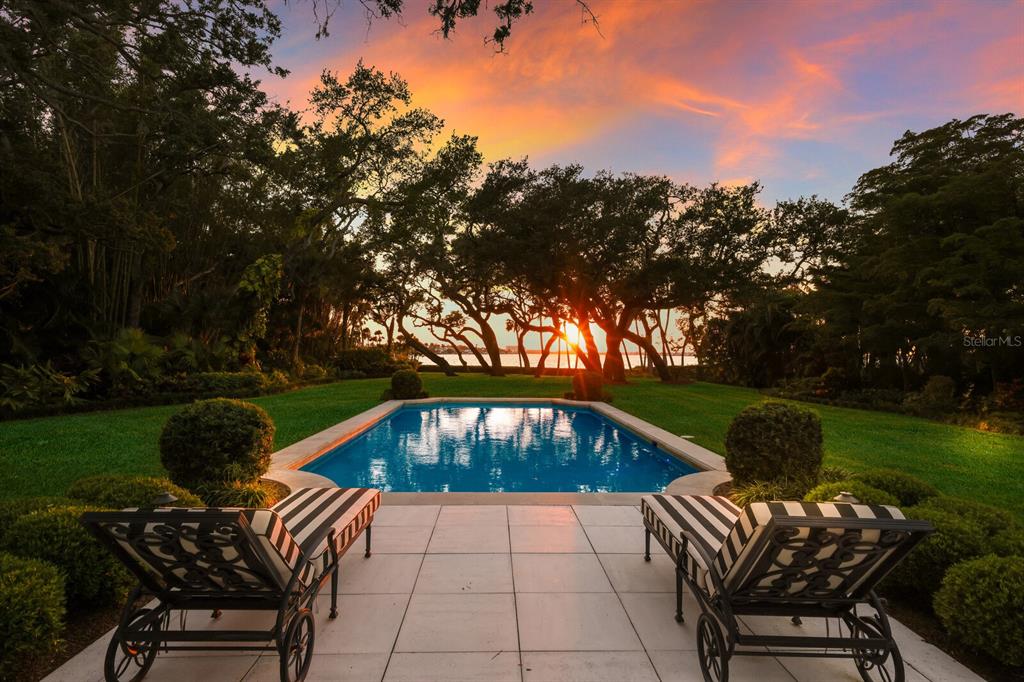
852,616,904,682
280,608,315,682
697,613,729,682
104,608,160,682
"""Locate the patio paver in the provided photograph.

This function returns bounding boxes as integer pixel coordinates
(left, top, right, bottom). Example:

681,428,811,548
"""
44,504,983,682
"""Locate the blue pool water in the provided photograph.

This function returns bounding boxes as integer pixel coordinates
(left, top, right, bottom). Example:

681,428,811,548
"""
301,403,697,492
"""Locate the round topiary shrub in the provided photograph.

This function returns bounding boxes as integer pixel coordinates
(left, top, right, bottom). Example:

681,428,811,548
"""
159,398,275,490
0,497,77,536
381,369,428,400
68,475,203,509
0,552,65,678
803,480,900,507
0,506,130,608
851,469,939,506
884,506,987,603
913,496,1018,537
392,369,425,399
933,555,1024,667
571,370,610,402
724,402,823,488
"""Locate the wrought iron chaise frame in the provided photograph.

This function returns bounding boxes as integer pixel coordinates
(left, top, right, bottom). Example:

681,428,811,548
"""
82,509,373,682
643,512,933,682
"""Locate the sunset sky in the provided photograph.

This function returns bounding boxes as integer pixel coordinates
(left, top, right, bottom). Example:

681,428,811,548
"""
265,0,1022,205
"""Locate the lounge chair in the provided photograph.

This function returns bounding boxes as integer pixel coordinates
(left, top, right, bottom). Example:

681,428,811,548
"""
81,487,380,682
641,495,933,682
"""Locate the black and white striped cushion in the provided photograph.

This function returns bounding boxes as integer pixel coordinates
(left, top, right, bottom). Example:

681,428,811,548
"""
641,495,741,588
109,506,303,591
272,487,380,584
714,500,906,598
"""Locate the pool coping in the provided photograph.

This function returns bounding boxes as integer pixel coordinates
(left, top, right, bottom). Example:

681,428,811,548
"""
266,397,731,502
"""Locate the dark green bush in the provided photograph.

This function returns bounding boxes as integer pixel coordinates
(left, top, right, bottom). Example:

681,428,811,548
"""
570,370,611,401
724,402,823,489
169,371,270,396
914,496,1018,537
335,369,367,380
902,375,957,417
852,469,939,506
0,497,77,535
159,398,275,490
68,475,203,508
819,367,855,396
0,553,65,679
803,480,900,507
934,555,1024,667
885,506,987,602
300,363,327,380
991,528,1024,557
1,506,130,608
382,369,427,400
664,366,697,384
334,348,405,377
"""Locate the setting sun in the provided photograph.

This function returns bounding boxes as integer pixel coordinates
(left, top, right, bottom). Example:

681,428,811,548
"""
562,322,583,347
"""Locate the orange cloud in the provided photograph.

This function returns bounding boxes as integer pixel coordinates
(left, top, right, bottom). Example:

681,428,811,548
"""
267,0,1023,187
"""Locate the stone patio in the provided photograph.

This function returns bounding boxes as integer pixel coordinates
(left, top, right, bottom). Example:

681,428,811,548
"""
45,505,981,682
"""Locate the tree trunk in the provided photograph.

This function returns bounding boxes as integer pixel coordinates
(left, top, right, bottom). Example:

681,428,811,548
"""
575,315,602,372
292,298,305,369
602,333,627,383
534,332,558,377
516,332,531,369
623,328,672,381
474,317,505,376
400,323,456,375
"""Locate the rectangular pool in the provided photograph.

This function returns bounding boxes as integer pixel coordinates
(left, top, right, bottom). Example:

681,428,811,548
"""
301,403,698,492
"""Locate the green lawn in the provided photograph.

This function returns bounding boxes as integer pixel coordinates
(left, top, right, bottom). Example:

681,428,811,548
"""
1,376,1021,517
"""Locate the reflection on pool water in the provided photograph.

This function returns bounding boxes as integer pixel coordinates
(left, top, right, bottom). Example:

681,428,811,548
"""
301,403,698,492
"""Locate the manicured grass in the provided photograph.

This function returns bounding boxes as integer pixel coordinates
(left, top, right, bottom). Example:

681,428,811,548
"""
1,375,1021,518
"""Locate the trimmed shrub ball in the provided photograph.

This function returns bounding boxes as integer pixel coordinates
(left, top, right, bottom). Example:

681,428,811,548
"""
0,553,65,679
571,370,611,402
934,555,1024,667
159,398,275,490
803,480,899,507
884,506,987,604
1,506,130,608
388,369,427,400
724,402,823,489
68,475,203,508
913,496,1018,537
850,469,938,506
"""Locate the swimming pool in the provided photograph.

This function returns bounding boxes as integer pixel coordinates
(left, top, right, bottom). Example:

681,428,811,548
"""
300,402,698,492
